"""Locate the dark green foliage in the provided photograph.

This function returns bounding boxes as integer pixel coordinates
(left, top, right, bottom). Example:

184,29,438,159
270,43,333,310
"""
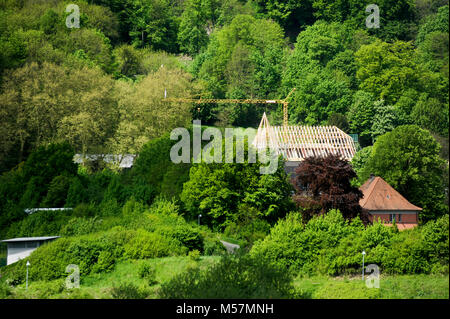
21,142,77,189
359,125,448,221
0,142,77,232
223,204,271,247
159,253,296,298
130,134,191,204
3,210,70,239
42,175,72,208
417,5,449,44
72,203,96,218
327,113,350,132
39,9,60,35
181,143,294,230
65,176,89,207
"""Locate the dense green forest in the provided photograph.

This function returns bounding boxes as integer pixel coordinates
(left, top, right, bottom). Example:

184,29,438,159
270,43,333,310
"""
0,0,449,299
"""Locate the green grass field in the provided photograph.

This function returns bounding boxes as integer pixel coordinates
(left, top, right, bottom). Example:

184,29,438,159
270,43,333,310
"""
3,256,448,299
293,274,449,299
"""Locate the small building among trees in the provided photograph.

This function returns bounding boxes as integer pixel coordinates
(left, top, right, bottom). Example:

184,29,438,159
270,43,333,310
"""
252,113,357,176
359,176,422,230
0,236,60,265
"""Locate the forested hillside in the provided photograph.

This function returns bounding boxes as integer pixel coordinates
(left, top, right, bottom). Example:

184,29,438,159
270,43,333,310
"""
0,0,448,300
1,0,448,171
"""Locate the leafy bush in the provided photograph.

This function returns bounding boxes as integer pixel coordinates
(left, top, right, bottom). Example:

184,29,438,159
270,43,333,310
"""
124,229,186,259
111,282,148,299
0,280,12,299
202,234,227,256
157,225,204,252
159,254,296,299
137,263,158,286
72,203,96,218
27,279,66,299
251,211,449,276
188,249,201,262
5,209,71,238
60,217,103,236
42,175,72,207
1,230,125,283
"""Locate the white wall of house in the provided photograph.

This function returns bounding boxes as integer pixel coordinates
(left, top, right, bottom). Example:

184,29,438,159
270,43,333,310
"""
6,242,41,265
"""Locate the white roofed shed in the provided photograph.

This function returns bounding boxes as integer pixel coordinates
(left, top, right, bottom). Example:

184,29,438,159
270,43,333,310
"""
0,236,60,265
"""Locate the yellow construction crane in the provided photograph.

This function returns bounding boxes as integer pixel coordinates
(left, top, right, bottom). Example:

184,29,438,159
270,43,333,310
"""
163,88,296,127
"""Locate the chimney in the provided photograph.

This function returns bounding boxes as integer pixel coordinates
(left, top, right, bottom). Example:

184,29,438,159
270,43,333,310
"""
369,173,375,181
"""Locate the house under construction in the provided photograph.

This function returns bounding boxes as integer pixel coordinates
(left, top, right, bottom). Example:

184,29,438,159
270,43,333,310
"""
252,113,357,174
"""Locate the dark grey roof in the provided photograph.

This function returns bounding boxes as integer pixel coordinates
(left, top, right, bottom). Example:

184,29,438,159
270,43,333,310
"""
1,236,60,243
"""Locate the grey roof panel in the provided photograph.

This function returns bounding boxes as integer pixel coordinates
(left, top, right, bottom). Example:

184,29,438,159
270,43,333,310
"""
1,236,60,243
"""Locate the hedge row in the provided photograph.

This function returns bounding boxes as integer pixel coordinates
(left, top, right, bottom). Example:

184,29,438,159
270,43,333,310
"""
251,210,449,276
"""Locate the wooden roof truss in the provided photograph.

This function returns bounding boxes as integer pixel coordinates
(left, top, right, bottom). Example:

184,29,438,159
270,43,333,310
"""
252,113,356,161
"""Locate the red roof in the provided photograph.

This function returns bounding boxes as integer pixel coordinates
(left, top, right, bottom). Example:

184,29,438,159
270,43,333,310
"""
359,176,422,211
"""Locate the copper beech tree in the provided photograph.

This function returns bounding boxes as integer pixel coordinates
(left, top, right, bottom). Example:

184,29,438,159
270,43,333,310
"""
292,154,369,224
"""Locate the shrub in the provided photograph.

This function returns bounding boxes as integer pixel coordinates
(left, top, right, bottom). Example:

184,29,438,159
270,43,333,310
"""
5,209,71,238
137,263,158,286
158,254,296,299
98,198,121,216
91,250,115,274
124,229,186,259
1,232,122,283
60,217,103,236
73,203,96,218
202,234,227,256
0,280,12,299
27,279,66,299
188,249,201,262
42,175,72,207
251,210,449,276
111,282,148,299
157,225,204,252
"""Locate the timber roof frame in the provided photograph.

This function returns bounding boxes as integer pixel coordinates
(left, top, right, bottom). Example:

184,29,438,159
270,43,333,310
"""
252,113,357,161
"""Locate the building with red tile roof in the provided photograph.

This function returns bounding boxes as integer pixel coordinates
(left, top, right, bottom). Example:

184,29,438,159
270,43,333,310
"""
359,176,422,230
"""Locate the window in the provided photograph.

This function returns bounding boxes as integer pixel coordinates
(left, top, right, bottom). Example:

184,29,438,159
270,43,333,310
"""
389,214,395,222
398,214,402,222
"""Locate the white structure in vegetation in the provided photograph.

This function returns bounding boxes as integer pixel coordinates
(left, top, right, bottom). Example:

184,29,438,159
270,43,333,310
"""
252,112,356,162
0,236,60,265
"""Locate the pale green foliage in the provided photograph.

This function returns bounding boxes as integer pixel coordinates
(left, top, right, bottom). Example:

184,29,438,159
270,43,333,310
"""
351,146,373,178
371,100,398,141
0,62,117,158
109,68,198,153
355,39,446,107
